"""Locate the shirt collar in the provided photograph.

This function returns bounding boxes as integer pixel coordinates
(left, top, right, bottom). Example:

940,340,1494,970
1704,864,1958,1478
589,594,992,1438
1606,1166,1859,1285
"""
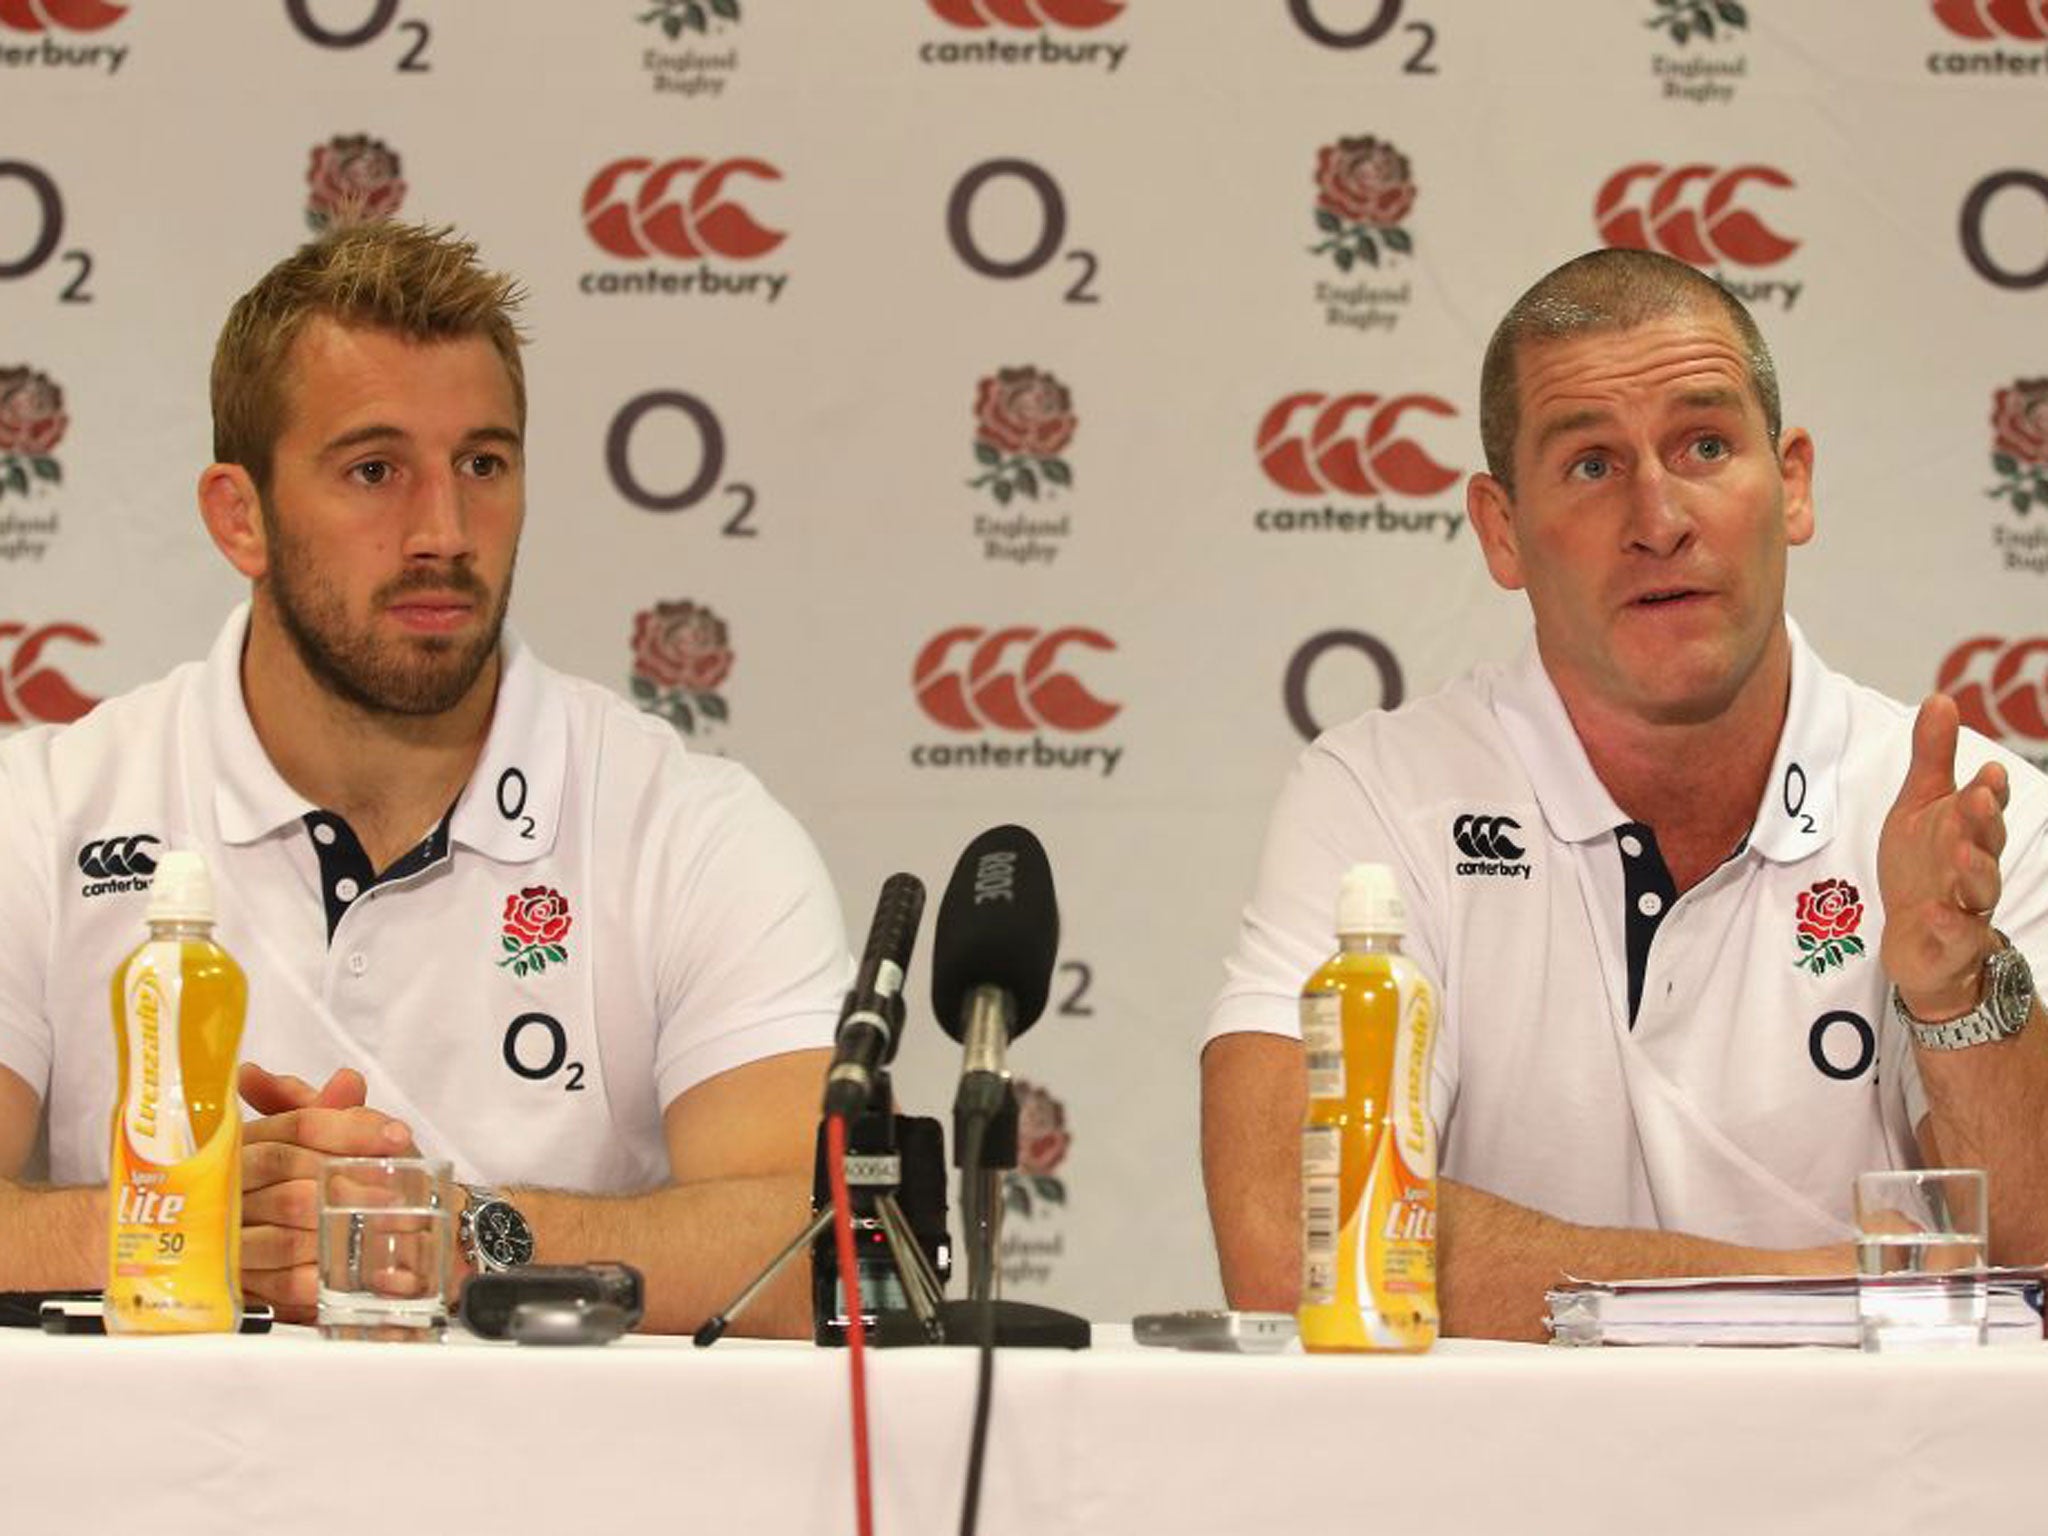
1488,617,1845,858
207,602,565,865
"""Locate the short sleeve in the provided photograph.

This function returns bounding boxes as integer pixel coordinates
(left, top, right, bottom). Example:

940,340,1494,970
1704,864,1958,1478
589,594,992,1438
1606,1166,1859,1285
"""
0,735,56,1099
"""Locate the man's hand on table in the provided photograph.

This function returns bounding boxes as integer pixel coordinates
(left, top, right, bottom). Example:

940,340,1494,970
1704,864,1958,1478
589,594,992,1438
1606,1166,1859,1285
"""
239,1062,416,1323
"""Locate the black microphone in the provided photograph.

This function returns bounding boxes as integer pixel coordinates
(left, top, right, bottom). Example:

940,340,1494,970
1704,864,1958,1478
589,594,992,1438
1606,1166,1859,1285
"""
930,826,1059,1129
821,873,926,1119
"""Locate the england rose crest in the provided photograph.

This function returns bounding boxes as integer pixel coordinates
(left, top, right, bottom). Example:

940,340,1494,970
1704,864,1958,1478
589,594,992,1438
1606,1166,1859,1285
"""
970,366,1076,507
0,367,66,502
1001,1078,1070,1218
1794,878,1865,976
639,0,739,36
1311,135,1416,272
1643,0,1748,46
306,134,407,233
629,599,732,735
1988,379,2048,515
499,886,572,976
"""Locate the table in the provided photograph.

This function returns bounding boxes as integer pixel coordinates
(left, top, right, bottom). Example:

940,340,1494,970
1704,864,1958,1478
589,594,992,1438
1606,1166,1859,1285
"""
3,1325,2042,1533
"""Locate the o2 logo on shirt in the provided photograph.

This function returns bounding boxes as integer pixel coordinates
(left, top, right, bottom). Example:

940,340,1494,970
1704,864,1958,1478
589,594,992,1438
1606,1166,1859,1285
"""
503,1012,587,1092
1808,1009,1875,1083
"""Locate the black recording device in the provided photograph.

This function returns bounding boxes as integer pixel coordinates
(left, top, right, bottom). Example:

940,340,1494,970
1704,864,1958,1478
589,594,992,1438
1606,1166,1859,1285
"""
457,1263,644,1342
809,1095,952,1346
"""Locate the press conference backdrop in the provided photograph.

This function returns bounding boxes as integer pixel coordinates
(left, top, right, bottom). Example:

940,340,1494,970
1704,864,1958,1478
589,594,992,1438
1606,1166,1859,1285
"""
4,0,2047,1321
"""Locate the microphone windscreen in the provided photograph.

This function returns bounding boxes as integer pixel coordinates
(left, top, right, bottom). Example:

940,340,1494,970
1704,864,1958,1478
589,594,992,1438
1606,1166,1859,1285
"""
862,872,926,973
930,824,1059,1040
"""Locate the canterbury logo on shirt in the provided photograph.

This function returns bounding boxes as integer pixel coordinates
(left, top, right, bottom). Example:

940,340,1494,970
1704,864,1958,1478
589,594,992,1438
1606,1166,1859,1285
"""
1452,814,1532,879
77,833,162,897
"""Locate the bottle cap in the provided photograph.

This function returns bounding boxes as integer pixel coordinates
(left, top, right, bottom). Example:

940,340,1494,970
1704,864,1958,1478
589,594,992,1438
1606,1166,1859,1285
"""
1336,862,1404,937
145,849,215,924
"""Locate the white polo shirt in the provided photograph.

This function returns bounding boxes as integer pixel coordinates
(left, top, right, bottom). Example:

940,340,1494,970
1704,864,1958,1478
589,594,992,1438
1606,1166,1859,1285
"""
1209,622,2048,1248
0,605,850,1189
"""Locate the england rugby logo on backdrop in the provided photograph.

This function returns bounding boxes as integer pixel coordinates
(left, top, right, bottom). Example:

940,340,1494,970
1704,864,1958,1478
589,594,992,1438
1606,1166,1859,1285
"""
1989,378,2048,512
1793,879,1866,976
628,599,733,735
1640,0,1749,103
635,0,741,98
305,135,407,232
0,366,65,501
1308,136,1419,334
1002,1078,1070,1217
968,367,1077,566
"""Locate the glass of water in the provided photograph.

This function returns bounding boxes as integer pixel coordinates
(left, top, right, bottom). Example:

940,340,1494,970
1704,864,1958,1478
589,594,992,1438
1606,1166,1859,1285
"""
317,1157,453,1343
1853,1168,1989,1353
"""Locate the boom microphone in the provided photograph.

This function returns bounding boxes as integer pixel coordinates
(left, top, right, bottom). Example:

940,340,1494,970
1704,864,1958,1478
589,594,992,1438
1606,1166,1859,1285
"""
821,873,926,1119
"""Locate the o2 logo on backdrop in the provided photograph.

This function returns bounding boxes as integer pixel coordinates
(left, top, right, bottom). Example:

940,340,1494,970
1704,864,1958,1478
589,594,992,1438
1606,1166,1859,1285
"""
947,160,1100,304
1283,630,1404,741
1285,0,1438,74
0,162,93,302
604,390,757,537
1960,171,2048,291
0,620,99,726
284,0,432,72
1939,637,2048,766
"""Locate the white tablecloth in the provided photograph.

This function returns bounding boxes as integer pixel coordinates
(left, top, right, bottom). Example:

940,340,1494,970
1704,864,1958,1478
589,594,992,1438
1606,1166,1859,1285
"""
2,1325,2040,1533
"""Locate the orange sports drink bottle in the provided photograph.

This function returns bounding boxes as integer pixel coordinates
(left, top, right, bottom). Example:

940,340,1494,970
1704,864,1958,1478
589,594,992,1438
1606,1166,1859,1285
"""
106,849,247,1334
1298,862,1439,1352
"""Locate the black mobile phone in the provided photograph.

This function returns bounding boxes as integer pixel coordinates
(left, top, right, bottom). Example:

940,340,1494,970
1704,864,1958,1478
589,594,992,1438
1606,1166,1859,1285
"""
0,1290,99,1329
37,1297,276,1336
457,1263,644,1341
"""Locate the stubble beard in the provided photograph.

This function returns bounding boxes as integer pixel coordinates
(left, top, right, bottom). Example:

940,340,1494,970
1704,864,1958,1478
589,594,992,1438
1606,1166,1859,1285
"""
261,501,514,718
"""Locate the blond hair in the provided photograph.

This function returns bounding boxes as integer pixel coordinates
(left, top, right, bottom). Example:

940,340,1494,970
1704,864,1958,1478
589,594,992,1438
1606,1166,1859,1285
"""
211,220,527,491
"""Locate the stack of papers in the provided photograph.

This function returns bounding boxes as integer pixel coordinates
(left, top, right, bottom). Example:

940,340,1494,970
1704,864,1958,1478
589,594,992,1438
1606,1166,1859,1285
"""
1545,1270,2047,1347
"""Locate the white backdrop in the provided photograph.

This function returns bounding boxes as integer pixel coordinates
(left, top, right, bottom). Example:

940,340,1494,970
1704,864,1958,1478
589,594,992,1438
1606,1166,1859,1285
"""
3,0,2047,1321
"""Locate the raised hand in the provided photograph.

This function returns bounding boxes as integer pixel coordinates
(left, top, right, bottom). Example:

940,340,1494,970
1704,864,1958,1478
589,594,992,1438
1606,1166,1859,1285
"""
1878,695,2008,1021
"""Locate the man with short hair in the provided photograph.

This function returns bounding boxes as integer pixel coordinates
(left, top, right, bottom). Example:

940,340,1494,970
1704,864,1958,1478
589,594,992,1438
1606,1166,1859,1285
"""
0,221,850,1334
1203,248,2048,1340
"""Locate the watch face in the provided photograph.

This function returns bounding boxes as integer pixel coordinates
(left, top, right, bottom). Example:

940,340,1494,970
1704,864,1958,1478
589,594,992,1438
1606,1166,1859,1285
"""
476,1200,536,1267
1991,948,2035,1031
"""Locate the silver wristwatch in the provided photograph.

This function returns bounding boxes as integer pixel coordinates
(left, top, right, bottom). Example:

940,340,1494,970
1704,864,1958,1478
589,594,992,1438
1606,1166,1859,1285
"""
1892,930,2036,1051
457,1184,535,1273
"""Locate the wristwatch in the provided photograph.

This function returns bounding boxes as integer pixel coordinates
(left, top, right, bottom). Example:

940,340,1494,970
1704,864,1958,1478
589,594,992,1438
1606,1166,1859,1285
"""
1892,930,2037,1050
457,1184,535,1273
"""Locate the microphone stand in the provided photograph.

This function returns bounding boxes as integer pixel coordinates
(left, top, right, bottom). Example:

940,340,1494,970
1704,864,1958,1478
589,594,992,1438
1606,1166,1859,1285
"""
938,987,1090,1350
694,1072,950,1347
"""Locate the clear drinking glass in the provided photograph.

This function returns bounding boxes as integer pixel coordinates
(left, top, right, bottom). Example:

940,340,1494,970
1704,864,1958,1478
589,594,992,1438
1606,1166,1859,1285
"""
316,1156,453,1342
1853,1168,1989,1353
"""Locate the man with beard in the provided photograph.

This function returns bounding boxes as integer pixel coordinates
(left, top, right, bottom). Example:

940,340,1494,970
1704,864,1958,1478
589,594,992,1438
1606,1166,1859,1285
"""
0,222,851,1335
1203,248,2048,1340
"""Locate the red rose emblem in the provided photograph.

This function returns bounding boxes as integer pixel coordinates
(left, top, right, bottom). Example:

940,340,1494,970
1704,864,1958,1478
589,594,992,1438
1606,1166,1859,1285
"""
503,886,572,948
306,134,407,233
974,367,1076,458
0,368,67,456
1315,136,1416,229
1992,380,2048,470
631,601,732,693
1014,1079,1071,1177
1796,878,1862,943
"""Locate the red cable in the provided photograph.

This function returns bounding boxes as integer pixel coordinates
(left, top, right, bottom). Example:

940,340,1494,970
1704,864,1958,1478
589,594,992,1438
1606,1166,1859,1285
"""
827,1112,875,1536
